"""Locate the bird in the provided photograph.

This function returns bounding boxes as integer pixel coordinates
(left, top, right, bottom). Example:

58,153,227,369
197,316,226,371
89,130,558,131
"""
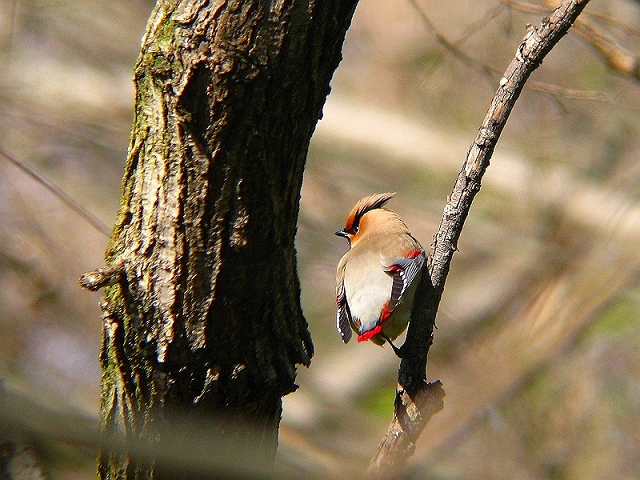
335,192,425,356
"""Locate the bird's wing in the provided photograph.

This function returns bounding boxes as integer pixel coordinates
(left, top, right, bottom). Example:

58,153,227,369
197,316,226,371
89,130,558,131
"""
381,249,426,312
336,260,353,343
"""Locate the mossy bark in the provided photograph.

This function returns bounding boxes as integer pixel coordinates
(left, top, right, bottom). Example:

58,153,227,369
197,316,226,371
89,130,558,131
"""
97,0,358,477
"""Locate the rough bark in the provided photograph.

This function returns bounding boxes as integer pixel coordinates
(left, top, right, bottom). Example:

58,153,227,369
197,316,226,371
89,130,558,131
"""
368,0,591,476
91,0,358,477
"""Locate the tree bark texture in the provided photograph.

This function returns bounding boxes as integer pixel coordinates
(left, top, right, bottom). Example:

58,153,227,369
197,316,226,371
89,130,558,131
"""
97,0,358,477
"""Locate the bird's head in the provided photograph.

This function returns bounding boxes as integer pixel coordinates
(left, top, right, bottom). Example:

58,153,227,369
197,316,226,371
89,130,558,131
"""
336,192,407,248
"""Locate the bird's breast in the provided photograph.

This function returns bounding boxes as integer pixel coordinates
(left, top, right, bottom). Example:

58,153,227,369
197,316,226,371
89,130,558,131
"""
342,252,392,326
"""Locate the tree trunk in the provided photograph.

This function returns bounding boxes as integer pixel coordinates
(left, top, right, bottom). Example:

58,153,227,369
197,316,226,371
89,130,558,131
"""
96,0,358,477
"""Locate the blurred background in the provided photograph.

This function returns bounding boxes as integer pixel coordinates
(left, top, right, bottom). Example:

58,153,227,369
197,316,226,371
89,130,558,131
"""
1,0,639,478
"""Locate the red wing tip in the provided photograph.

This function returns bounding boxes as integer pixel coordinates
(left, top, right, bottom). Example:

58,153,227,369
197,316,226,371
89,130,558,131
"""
380,301,392,322
408,249,424,259
357,325,383,342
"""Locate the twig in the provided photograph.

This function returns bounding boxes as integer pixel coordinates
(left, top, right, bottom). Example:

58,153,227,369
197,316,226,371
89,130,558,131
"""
413,0,610,105
408,0,503,87
0,147,111,237
573,18,640,81
368,0,591,475
79,260,125,291
502,0,549,16
526,80,613,102
536,0,640,81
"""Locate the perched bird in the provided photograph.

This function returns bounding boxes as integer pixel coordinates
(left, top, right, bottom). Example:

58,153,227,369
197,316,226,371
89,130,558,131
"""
335,192,425,355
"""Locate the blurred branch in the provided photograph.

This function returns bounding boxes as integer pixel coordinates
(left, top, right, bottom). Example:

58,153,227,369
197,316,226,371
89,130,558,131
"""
368,0,591,476
0,147,111,237
508,0,640,82
408,0,503,86
527,79,613,114
573,18,640,82
413,0,611,103
526,80,613,102
0,383,312,478
502,0,549,15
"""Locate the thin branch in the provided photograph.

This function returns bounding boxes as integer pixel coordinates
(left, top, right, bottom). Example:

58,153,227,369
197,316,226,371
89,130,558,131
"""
368,0,591,475
0,147,111,237
408,0,503,87
508,0,640,38
412,0,609,105
502,0,549,16
573,18,640,81
526,80,613,102
584,11,640,38
508,0,640,81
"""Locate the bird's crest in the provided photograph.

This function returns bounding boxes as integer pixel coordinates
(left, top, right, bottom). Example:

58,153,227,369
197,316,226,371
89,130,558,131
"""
344,192,396,233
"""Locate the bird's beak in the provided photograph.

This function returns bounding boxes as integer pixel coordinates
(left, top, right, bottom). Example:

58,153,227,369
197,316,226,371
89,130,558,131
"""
335,229,351,246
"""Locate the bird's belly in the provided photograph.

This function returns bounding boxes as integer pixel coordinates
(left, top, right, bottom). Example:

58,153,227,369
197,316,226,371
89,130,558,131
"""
344,269,392,327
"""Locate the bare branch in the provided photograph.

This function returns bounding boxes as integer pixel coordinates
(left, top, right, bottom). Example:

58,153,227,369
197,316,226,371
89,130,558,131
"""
369,0,591,475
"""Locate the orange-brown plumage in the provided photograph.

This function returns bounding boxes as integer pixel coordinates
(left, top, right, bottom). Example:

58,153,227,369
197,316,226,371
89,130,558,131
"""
343,192,396,235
